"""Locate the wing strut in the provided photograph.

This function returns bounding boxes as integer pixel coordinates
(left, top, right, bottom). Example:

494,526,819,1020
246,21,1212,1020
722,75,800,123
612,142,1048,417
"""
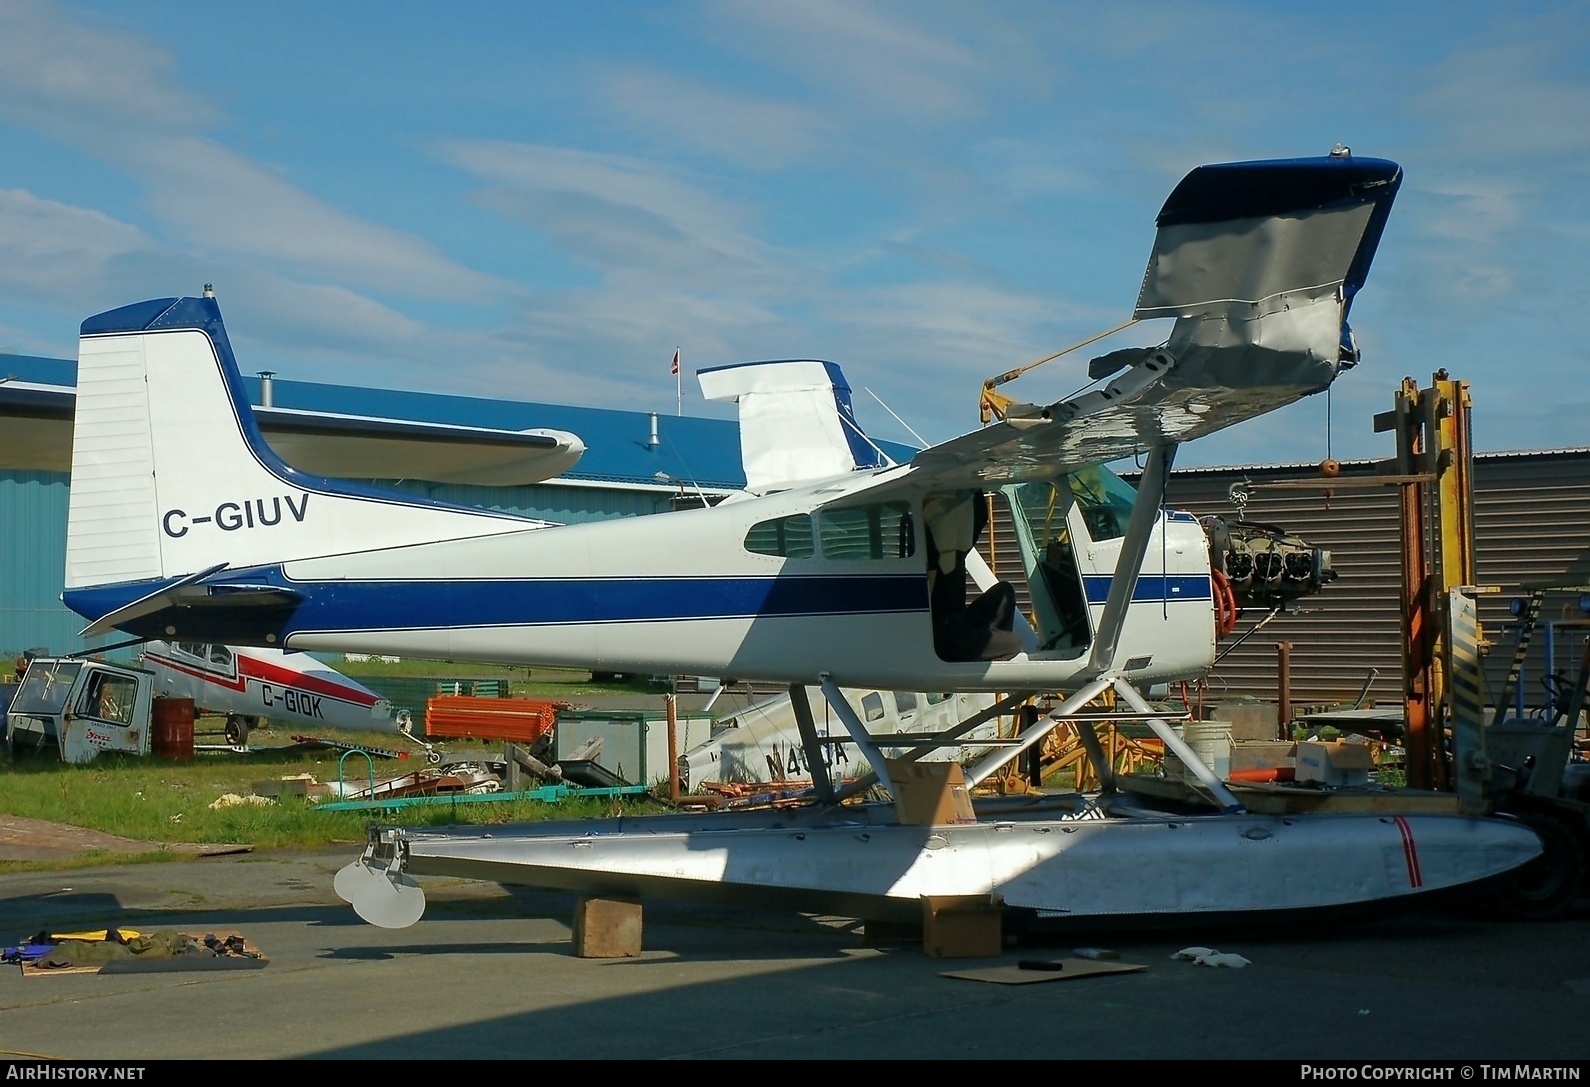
964,676,1115,788
1088,442,1176,675
817,675,895,794
825,690,1035,805
789,684,836,805
1114,678,1244,813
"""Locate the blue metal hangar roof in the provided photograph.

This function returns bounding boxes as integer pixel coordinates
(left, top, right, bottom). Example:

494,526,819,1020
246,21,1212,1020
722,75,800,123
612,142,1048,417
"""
1,351,917,489
1,352,908,491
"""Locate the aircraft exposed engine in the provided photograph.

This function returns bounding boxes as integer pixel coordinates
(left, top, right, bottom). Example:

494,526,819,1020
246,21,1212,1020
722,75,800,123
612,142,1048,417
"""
1201,515,1337,610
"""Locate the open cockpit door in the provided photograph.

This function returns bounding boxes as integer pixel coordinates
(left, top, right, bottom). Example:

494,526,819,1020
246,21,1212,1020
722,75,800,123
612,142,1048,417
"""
1002,479,1091,653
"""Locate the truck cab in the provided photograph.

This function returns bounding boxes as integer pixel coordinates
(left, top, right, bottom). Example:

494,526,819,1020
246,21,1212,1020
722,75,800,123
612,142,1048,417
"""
4,658,154,764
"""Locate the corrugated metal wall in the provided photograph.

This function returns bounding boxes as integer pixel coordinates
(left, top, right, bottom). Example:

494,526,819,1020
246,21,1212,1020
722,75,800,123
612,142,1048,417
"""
1126,450,1590,709
0,469,81,657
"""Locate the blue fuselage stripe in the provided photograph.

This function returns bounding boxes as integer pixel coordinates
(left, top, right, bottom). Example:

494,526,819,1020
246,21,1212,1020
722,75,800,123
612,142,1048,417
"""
1081,575,1211,604
287,575,931,630
66,570,1212,635
67,574,933,633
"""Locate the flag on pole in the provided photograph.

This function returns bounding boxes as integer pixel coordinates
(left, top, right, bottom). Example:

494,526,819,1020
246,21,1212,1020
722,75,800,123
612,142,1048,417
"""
672,347,682,416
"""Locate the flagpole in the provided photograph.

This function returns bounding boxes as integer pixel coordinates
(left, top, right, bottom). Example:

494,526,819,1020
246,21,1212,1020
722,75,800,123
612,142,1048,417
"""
675,346,681,416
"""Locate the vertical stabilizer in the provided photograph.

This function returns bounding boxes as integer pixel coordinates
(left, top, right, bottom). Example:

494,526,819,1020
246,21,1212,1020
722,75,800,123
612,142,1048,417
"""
65,296,532,593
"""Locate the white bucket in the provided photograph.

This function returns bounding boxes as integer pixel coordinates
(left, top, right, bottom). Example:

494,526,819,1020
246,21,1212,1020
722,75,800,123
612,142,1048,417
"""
1180,722,1232,781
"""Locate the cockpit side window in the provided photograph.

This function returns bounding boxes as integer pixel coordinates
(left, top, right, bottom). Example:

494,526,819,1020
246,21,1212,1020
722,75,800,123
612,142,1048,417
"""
817,502,914,561
744,513,815,558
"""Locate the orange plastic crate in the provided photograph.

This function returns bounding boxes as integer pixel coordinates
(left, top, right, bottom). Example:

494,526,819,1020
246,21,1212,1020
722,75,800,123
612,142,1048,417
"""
423,695,559,743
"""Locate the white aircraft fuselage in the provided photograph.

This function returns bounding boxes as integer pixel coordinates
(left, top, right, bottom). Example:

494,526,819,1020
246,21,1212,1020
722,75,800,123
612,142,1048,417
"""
59,310,1214,693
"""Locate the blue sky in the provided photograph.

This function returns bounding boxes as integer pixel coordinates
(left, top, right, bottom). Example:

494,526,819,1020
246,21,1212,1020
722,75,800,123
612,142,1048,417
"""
0,1,1585,466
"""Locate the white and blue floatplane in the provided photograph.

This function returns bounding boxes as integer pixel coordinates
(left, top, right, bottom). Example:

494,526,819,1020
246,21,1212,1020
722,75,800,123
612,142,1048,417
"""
56,150,1541,929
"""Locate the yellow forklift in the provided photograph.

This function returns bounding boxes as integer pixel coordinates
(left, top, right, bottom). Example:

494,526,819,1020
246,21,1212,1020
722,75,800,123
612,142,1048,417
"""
1385,373,1589,918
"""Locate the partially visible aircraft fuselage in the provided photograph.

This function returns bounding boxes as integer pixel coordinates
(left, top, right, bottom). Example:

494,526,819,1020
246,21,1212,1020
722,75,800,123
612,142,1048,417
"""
143,640,399,733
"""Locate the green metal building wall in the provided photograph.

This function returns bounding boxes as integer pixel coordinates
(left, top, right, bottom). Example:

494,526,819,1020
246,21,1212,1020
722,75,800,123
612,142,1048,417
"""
0,469,77,657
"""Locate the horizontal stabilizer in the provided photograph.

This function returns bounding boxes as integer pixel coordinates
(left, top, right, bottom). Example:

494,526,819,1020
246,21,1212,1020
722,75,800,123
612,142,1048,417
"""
78,563,228,638
699,359,886,493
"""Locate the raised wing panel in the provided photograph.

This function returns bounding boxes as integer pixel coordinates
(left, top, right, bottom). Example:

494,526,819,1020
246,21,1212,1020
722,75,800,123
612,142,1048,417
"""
911,154,1401,491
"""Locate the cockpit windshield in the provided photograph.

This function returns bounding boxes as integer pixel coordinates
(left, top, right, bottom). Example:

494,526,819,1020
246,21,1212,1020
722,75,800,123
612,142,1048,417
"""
1067,465,1137,542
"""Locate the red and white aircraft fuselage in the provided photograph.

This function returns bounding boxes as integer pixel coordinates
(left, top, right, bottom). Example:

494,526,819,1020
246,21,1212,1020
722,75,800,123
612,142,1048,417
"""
143,640,399,742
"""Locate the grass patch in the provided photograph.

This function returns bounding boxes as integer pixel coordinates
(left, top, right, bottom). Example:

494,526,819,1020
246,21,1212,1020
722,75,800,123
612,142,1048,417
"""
0,719,668,858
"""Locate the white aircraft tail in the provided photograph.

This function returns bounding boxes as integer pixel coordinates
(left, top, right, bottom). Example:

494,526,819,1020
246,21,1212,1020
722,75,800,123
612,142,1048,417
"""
697,359,887,494
66,294,532,597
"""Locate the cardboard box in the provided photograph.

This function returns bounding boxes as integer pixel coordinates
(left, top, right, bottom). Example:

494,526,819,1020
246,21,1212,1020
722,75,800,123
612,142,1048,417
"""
1293,741,1375,786
1213,701,1280,741
921,894,1003,958
572,895,642,958
886,758,976,826
1228,740,1296,774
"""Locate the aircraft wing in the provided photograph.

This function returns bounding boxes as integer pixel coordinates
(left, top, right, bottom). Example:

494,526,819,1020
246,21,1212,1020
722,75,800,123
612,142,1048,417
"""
0,379,585,486
249,408,584,486
910,153,1401,489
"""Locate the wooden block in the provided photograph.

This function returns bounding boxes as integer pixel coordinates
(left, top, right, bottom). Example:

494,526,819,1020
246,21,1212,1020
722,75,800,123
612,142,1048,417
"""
921,894,1003,958
572,896,642,958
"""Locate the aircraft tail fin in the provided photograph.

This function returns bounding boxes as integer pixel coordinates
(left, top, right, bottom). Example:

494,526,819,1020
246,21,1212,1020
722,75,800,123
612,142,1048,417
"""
65,293,529,604
697,359,886,494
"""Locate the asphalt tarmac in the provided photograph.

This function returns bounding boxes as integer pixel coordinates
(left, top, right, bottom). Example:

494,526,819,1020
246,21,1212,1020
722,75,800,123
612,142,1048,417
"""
2,847,1589,1061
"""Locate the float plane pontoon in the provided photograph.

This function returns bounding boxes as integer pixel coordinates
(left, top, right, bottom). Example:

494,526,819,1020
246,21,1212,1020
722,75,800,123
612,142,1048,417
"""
57,150,1541,929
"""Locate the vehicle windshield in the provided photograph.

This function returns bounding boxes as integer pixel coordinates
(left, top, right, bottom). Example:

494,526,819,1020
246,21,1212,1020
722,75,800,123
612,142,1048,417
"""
10,661,82,715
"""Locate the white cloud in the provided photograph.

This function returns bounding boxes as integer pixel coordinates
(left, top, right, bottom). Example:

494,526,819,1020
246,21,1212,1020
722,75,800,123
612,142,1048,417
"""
217,271,429,357
0,0,213,136
0,2,502,304
117,135,501,300
596,66,825,169
707,0,983,120
0,187,155,301
436,139,803,291
1415,41,1590,160
1411,177,1525,246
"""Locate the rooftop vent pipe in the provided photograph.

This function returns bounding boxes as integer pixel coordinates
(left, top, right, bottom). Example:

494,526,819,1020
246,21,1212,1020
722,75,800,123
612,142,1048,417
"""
648,412,660,449
258,371,276,408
